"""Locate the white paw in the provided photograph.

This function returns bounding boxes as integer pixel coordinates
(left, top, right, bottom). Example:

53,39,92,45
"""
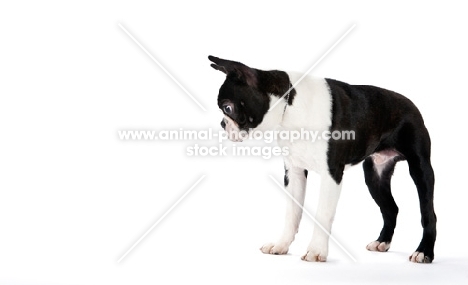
260,242,289,255
409,251,432,263
366,241,391,252
301,246,328,262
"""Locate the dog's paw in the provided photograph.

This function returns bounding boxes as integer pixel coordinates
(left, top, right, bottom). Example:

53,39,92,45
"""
366,241,391,252
409,251,433,263
301,248,328,262
260,242,289,255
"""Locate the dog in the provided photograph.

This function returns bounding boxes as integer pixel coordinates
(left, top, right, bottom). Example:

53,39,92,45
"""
208,55,436,263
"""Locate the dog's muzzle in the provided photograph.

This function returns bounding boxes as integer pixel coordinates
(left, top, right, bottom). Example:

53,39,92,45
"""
221,116,243,142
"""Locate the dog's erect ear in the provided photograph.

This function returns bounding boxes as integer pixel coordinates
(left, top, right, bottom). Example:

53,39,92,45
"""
208,55,257,87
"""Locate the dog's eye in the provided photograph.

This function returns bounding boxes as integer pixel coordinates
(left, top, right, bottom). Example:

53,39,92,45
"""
223,105,233,114
249,116,254,123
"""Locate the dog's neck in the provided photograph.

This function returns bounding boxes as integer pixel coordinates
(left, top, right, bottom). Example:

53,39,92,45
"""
253,70,294,132
254,94,288,132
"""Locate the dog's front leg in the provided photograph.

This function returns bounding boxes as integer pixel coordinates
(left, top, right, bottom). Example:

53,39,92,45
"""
260,167,307,255
301,173,342,262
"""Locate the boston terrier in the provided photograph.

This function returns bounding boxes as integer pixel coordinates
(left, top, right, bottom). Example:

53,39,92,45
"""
208,55,436,263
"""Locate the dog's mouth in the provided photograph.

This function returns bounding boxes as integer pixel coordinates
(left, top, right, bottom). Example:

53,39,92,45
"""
221,116,244,142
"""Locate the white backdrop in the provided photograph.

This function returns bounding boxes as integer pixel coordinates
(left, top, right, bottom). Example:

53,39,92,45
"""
1,1,467,284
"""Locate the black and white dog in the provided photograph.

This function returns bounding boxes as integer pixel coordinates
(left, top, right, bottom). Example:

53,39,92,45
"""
209,56,436,263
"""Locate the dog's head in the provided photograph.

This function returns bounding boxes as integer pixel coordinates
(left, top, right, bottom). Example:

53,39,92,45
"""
209,56,271,142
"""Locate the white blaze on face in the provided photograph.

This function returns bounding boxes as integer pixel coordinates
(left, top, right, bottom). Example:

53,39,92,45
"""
223,115,243,142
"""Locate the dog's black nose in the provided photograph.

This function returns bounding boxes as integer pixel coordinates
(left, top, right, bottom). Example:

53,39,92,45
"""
220,119,226,129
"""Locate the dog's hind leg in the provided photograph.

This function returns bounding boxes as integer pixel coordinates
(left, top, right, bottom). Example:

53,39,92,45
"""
363,152,399,253
260,167,308,255
396,125,437,263
407,156,436,263
405,148,436,262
